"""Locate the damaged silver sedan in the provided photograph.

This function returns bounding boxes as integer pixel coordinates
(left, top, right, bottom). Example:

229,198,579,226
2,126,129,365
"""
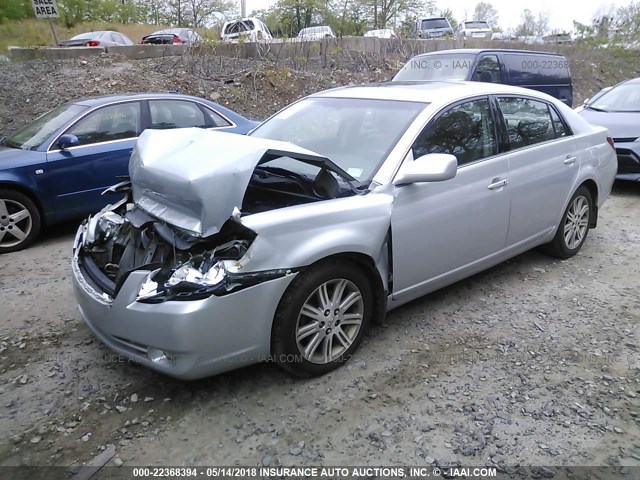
72,82,617,379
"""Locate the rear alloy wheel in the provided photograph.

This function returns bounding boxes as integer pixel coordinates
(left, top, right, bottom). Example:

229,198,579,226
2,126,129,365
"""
272,260,373,376
0,189,41,254
540,185,592,259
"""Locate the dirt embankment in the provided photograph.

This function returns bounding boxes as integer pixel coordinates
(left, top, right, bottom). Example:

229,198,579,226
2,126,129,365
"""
1,46,639,138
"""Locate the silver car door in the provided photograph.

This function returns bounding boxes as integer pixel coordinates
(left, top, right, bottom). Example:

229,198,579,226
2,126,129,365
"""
391,97,511,303
496,96,579,246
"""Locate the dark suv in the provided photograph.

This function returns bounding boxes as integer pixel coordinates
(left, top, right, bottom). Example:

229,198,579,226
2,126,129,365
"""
394,49,573,107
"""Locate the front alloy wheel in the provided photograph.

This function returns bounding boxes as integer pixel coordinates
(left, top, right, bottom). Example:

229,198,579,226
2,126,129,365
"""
272,259,373,376
0,189,41,254
296,278,364,364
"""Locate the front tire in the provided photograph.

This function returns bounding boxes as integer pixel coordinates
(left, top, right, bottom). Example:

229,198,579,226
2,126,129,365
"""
271,259,373,377
0,189,41,254
540,186,592,259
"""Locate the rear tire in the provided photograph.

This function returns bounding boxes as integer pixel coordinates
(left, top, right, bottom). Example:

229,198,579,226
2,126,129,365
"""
540,185,592,259
271,259,373,377
0,189,41,254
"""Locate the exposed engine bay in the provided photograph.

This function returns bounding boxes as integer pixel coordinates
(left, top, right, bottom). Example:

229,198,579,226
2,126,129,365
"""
76,157,361,304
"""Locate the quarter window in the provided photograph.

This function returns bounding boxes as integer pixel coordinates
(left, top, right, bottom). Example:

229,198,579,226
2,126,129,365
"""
549,107,569,137
66,102,141,146
412,98,497,166
497,97,556,149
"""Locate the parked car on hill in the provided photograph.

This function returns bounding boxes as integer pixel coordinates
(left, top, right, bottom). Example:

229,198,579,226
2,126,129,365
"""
577,77,640,181
363,28,397,39
59,31,134,47
141,28,203,45
298,26,336,40
221,18,273,43
457,20,492,39
0,93,258,253
411,17,454,39
393,48,574,107
72,81,616,380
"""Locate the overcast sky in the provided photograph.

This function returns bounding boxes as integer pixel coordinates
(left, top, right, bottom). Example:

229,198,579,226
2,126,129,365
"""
244,0,631,33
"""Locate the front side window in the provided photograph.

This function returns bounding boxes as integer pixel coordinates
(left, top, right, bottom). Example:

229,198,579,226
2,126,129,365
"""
473,55,502,83
497,97,555,149
149,100,207,129
412,98,497,166
66,102,141,146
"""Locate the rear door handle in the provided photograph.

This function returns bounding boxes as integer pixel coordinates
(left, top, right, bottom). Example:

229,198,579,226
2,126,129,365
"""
488,178,508,190
564,155,577,165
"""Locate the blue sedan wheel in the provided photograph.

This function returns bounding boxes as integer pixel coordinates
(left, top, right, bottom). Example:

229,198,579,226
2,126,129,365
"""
0,189,41,253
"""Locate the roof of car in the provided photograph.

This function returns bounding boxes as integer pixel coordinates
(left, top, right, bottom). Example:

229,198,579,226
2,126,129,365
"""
412,48,565,57
311,80,560,105
71,93,207,107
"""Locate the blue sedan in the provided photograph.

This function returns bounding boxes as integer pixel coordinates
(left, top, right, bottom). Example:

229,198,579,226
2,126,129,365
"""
0,93,258,253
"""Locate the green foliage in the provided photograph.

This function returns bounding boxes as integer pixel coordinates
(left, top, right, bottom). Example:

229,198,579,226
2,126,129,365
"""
0,0,34,23
472,2,499,28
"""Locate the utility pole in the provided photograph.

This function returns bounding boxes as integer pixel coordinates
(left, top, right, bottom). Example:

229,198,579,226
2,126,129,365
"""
241,0,246,18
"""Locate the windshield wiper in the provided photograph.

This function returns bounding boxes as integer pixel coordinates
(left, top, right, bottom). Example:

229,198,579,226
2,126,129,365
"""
585,105,608,112
2,138,22,149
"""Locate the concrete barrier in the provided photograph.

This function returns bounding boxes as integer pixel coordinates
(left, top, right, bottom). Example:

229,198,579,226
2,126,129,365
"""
6,38,581,64
9,46,106,62
106,44,187,59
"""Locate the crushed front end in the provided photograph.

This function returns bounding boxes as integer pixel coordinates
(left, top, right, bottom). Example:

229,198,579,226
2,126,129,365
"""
71,183,297,380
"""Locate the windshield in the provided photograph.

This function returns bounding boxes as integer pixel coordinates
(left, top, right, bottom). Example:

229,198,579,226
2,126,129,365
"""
421,19,450,30
249,97,425,182
590,83,640,112
3,104,87,150
393,53,477,81
464,21,489,29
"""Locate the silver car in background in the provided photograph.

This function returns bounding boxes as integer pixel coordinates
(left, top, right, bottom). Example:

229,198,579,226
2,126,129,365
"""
72,82,617,380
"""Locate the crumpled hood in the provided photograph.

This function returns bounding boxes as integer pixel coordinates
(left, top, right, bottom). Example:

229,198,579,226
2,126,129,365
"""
129,128,325,237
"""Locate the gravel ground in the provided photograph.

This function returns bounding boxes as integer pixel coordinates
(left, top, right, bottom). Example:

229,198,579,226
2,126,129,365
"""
0,184,638,472
0,53,639,474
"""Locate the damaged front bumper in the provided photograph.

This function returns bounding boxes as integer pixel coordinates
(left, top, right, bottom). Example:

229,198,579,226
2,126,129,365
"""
71,198,298,380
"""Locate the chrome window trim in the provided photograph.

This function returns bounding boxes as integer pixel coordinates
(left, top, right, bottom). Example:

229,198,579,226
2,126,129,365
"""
148,98,236,129
48,136,138,154
47,98,237,152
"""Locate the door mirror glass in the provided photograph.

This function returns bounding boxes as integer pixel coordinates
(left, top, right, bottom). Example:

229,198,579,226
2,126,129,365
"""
393,153,457,186
58,134,80,150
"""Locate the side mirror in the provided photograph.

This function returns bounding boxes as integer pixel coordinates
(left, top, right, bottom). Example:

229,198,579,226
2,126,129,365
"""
58,134,80,150
393,153,458,186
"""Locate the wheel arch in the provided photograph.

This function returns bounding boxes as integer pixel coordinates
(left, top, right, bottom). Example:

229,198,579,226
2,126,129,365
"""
579,178,599,228
0,182,46,225
269,250,388,356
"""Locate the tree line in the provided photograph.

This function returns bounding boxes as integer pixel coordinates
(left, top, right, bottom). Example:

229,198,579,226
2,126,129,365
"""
1,0,639,43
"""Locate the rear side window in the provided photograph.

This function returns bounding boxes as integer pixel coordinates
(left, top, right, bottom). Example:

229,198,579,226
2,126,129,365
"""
149,100,206,129
497,97,557,149
500,53,570,85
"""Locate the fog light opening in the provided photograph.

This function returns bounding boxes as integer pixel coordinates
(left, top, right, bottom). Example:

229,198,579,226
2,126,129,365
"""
147,348,178,366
